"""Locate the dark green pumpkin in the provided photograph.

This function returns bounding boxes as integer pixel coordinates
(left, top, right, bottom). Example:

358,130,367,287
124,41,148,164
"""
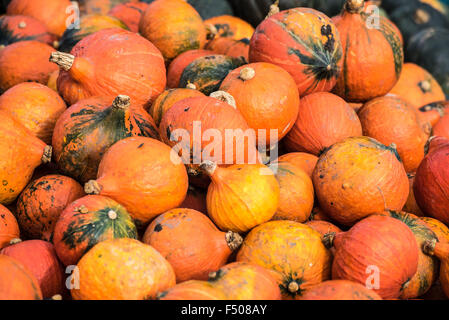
141,0,234,19
52,95,160,184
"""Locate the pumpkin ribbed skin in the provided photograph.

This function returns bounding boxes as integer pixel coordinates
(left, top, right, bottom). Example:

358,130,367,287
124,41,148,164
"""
16,175,85,241
108,1,148,32
53,28,166,108
0,204,19,249
276,152,318,177
52,95,159,183
298,280,382,300
358,95,430,173
284,92,362,155
53,195,137,266
312,137,409,226
237,220,331,299
0,255,42,300
206,37,249,60
205,15,254,40
158,280,227,300
332,0,404,102
0,15,53,46
0,82,66,144
424,241,449,299
1,240,64,298
421,217,449,245
71,238,176,300
139,0,207,62
249,8,343,97
330,215,419,299
84,137,189,227
219,63,300,145
143,208,242,282
434,114,449,139
0,40,57,93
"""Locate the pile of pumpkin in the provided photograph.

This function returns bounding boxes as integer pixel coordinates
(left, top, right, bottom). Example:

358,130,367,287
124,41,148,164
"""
0,0,449,301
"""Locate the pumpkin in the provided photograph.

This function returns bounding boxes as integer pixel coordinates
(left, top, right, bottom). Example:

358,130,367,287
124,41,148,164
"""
0,15,53,46
421,217,449,245
149,88,205,126
205,15,254,41
16,175,85,241
434,114,449,139
206,37,249,60
53,195,138,266
237,220,331,299
47,70,59,92
71,238,176,300
0,40,57,93
0,255,42,300
79,0,135,15
207,262,281,300
0,111,52,205
139,0,207,63
142,208,243,282
276,152,318,177
219,63,300,145
389,63,446,109
84,137,189,227
403,173,425,217
180,186,208,214
268,161,314,223
358,95,430,173
418,101,448,127
414,136,449,225
108,1,148,32
0,82,66,144
332,0,403,102
305,220,342,239
142,0,234,20
0,204,19,249
50,28,166,108
423,240,449,298
284,92,362,155
309,206,333,222
299,280,382,300
158,280,227,300
58,14,128,53
179,54,246,95
52,95,159,183
249,7,343,97
327,214,419,299
1,239,64,298
312,137,409,226
6,0,72,37
201,162,279,233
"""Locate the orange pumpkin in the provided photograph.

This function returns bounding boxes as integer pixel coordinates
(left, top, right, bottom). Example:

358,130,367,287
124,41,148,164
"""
434,114,449,140
180,185,208,214
143,208,243,282
0,15,54,46
403,173,425,217
16,175,85,241
108,1,148,32
423,240,449,299
71,238,176,300
0,82,66,144
47,70,59,92
139,0,207,62
158,280,227,300
206,37,249,60
84,137,189,227
0,204,19,249
298,280,382,300
284,92,362,155
309,206,333,222
237,220,331,299
205,15,254,40
51,28,166,108
305,220,342,239
332,0,404,102
358,95,430,172
312,137,409,226
276,152,318,177
79,0,138,15
0,40,57,92
421,217,449,245
219,63,300,145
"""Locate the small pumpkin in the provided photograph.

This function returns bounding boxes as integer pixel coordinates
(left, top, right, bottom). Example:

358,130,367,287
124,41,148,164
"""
158,280,227,300
434,114,449,139
0,15,53,46
180,186,208,214
276,152,318,177
421,217,449,245
0,82,66,144
206,37,249,60
142,208,243,282
298,280,383,300
403,173,425,217
53,195,138,266
423,239,449,298
0,204,19,249
205,15,254,40
16,175,85,241
284,92,362,156
84,137,189,227
108,1,148,32
71,238,176,300
237,220,332,299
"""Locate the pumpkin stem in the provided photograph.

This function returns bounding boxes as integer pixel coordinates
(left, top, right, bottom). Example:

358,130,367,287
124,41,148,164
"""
51,294,63,300
288,281,299,293
9,238,22,245
199,160,218,177
49,51,75,71
225,231,243,251
414,9,430,24
42,145,52,164
112,95,131,109
423,239,449,259
322,232,336,249
205,23,218,41
84,180,102,195
107,210,118,220
186,82,197,90
267,0,280,18
210,91,237,109
239,67,256,81
18,21,26,29
344,0,365,14
423,239,437,256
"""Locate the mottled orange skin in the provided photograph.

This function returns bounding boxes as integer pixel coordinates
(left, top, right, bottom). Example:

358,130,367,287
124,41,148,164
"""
206,164,279,233
108,2,148,32
403,173,424,217
428,242,449,299
149,88,205,125
434,114,449,140
421,217,449,245
358,95,430,173
90,137,189,227
158,280,227,300
0,41,57,92
205,15,254,40
1,240,64,298
305,220,342,239
237,220,331,299
16,175,85,241
139,0,207,62
180,186,208,214
331,215,419,299
206,37,249,60
312,137,409,226
285,92,362,155
276,152,318,177
0,15,54,45
309,206,333,222
298,280,382,300
220,62,300,145
0,255,43,300
143,208,238,282
71,238,176,300
0,204,19,249
0,82,66,144
7,0,72,36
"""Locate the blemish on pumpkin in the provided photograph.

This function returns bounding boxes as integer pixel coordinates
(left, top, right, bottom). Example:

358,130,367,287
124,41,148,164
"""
154,223,163,232
2,180,7,186
137,143,144,149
